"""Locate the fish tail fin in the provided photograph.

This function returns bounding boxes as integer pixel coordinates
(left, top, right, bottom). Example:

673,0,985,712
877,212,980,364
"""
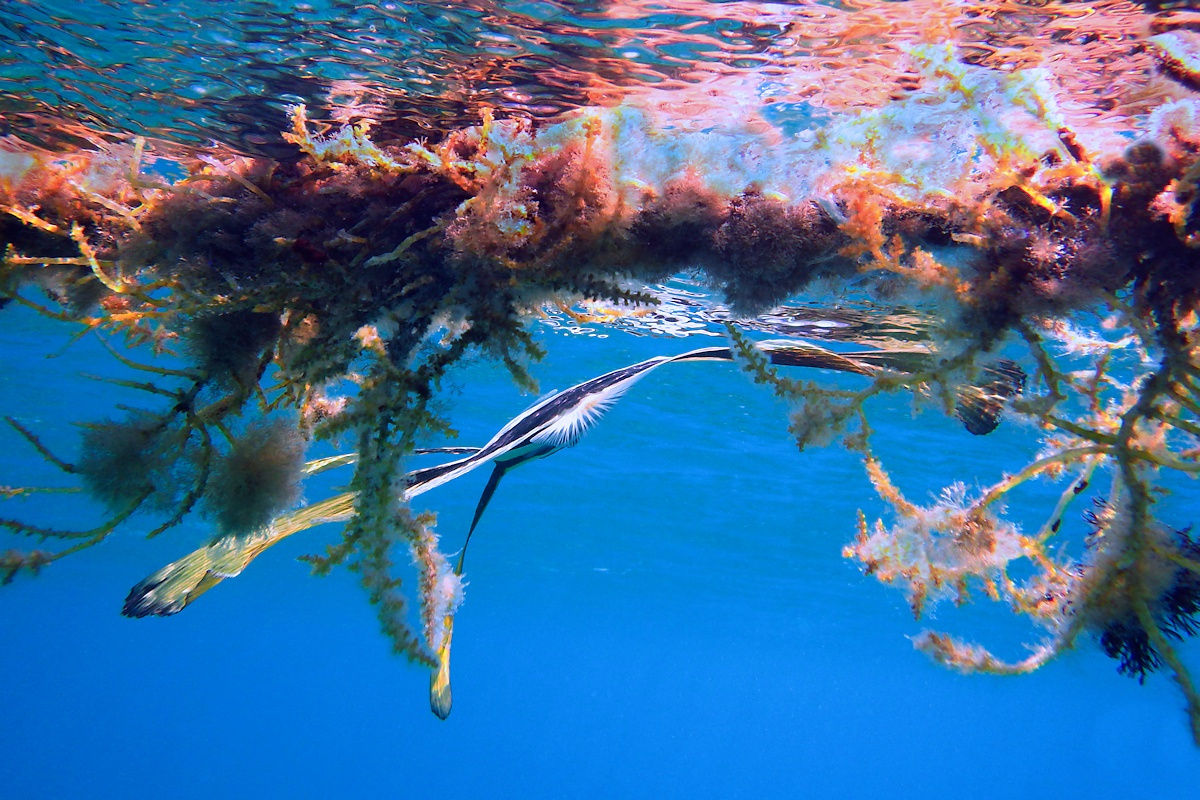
122,491,358,618
954,359,1027,435
121,540,245,617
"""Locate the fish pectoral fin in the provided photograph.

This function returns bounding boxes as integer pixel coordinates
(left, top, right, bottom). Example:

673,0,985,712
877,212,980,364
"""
429,663,452,720
429,614,455,720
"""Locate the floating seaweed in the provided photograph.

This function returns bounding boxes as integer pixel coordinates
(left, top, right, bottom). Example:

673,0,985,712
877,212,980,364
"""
1,27,1199,742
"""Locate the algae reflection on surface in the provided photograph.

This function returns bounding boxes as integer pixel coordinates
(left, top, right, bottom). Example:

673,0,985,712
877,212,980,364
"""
1,37,1199,741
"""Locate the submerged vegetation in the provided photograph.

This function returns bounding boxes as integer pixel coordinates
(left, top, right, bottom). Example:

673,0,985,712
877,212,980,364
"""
1,32,1200,742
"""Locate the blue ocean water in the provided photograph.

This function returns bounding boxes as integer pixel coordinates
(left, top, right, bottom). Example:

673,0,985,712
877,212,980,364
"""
2,296,1198,798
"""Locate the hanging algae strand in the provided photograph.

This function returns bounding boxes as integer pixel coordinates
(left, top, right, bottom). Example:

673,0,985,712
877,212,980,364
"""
1,44,1200,735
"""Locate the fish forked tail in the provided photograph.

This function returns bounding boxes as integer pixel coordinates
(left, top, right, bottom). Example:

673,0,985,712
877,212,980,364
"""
123,491,357,617
122,534,260,616
122,447,481,618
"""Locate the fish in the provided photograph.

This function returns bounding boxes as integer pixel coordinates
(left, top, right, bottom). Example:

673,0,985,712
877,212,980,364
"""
122,339,1023,619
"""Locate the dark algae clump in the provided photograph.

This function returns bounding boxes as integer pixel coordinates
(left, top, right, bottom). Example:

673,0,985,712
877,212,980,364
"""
204,417,306,536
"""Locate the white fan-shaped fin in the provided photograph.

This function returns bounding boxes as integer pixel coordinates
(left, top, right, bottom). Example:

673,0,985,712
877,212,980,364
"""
530,382,633,449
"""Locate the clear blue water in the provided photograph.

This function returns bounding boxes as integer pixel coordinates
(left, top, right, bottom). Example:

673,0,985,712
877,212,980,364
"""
2,297,1198,798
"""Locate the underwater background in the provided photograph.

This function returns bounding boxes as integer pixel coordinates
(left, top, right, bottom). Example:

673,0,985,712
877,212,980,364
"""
3,1,1200,797
4,289,1199,798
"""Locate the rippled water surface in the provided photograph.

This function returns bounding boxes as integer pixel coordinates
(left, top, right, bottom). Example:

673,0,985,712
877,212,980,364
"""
0,0,1170,149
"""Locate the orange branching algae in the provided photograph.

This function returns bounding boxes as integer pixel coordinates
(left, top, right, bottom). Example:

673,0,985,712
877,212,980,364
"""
2,22,1200,738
